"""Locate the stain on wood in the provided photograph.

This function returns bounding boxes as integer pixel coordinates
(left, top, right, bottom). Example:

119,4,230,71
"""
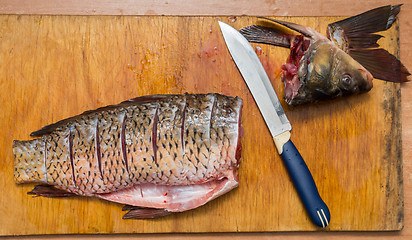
0,15,403,235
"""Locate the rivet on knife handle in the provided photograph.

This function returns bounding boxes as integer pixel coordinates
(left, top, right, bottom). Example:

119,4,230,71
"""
274,131,331,227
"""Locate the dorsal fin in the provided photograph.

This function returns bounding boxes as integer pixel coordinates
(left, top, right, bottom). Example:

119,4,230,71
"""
327,4,401,45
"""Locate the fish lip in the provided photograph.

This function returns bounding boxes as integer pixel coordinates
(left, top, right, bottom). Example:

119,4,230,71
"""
359,68,374,91
366,71,374,89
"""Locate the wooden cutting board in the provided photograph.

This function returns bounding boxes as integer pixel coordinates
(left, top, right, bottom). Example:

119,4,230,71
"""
0,15,403,235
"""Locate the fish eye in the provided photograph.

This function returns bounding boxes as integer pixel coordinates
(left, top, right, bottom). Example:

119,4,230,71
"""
341,74,352,86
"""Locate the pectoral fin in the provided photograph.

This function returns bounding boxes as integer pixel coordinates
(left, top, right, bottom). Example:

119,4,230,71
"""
349,49,410,83
239,25,293,48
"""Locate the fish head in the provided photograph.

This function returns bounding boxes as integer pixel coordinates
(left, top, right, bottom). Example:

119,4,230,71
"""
284,39,373,105
239,17,377,105
305,41,373,95
250,18,374,105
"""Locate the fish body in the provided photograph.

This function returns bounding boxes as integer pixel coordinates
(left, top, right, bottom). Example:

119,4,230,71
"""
240,5,410,106
13,93,243,218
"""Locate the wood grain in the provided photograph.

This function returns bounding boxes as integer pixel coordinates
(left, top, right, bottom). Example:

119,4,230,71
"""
0,15,403,235
0,0,406,16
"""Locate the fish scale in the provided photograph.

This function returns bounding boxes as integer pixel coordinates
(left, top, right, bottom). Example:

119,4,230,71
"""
210,95,240,172
13,138,45,183
71,115,105,195
124,102,158,184
155,95,185,184
183,94,214,183
98,109,129,190
45,129,75,192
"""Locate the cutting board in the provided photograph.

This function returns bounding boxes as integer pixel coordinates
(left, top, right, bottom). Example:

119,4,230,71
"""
0,15,403,235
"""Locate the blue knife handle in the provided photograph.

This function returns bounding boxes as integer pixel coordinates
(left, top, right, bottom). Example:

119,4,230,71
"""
280,139,331,228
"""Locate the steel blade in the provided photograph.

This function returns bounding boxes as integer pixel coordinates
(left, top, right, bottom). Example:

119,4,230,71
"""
219,21,291,137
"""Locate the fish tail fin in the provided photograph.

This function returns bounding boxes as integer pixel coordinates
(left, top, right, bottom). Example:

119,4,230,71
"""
13,138,47,184
239,25,293,48
327,4,410,82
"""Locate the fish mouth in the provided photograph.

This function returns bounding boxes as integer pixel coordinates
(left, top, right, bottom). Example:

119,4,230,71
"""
361,68,374,90
280,35,310,102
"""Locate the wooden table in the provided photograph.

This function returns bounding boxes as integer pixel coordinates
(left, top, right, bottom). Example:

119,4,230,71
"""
1,0,411,239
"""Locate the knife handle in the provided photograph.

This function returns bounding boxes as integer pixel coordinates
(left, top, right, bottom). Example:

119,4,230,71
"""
275,132,331,228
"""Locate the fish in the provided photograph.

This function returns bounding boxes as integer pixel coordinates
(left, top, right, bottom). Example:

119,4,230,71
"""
13,93,243,219
239,4,410,106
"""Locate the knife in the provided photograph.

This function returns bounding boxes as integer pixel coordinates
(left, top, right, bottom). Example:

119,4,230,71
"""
219,21,330,228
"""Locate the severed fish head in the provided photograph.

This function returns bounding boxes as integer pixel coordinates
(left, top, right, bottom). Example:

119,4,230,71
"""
243,19,374,106
285,37,374,106
239,4,409,106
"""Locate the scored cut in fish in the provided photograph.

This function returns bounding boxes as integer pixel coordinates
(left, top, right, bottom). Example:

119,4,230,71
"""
13,93,243,219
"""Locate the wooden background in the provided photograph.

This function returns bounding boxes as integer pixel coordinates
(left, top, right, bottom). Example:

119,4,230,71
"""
0,0,411,239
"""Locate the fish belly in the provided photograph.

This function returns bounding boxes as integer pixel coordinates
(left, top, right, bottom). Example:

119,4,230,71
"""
97,169,238,213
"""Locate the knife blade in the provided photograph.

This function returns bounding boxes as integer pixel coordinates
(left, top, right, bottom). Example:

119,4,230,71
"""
219,21,330,228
